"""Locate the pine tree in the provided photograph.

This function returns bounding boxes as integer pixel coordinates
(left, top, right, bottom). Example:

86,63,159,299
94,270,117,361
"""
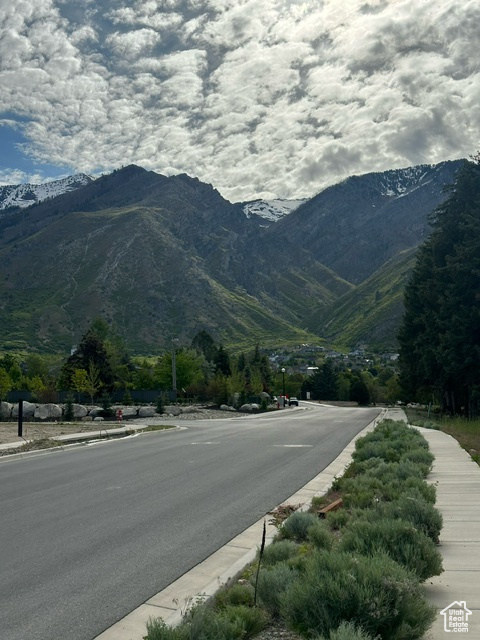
398,157,480,416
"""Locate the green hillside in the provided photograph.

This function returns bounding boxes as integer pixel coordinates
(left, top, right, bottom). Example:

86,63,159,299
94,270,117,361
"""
305,248,417,350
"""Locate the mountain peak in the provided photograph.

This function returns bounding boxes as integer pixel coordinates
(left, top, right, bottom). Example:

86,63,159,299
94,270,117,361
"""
0,173,94,211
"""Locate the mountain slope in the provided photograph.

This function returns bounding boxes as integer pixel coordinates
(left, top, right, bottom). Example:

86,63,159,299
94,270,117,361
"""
306,248,418,350
0,160,465,353
265,160,463,284
0,167,329,352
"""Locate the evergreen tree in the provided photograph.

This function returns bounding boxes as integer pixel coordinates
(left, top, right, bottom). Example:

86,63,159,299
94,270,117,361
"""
398,157,480,416
191,330,218,363
214,345,231,376
60,328,115,392
306,360,339,400
350,373,370,405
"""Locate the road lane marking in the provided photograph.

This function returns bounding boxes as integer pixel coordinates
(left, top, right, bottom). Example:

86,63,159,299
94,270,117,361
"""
272,444,313,448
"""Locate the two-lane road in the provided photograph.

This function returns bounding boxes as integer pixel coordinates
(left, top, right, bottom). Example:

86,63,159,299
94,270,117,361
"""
0,404,380,640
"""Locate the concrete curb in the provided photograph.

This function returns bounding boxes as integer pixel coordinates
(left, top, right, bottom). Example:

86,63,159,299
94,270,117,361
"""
0,424,182,462
94,408,387,639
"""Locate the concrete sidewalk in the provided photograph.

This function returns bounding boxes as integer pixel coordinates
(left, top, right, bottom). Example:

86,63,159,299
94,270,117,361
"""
416,427,480,638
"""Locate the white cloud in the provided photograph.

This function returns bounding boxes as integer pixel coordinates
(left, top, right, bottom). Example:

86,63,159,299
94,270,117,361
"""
0,0,479,200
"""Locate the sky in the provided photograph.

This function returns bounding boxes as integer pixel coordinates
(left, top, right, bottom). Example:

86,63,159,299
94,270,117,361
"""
0,0,479,202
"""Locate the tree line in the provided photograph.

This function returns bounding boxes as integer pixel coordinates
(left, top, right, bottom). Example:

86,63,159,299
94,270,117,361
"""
0,320,400,407
398,155,480,417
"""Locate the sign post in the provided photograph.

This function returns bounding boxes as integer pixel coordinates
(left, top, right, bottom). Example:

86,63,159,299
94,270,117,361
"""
18,399,23,438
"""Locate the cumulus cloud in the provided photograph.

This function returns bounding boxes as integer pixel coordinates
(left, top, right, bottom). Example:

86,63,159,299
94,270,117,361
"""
0,0,479,200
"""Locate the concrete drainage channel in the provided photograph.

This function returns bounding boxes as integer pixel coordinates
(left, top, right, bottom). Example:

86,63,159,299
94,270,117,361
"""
95,409,387,640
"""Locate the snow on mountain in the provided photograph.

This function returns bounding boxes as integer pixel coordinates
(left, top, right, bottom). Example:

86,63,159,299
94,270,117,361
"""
242,198,307,223
0,174,94,210
375,164,442,198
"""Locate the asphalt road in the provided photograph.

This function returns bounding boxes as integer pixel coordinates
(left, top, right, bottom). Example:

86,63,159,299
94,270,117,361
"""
0,403,380,640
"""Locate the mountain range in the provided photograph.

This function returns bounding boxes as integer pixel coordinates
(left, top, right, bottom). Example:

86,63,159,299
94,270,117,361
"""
0,159,463,354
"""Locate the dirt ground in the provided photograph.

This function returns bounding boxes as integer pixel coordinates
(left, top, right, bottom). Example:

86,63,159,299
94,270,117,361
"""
0,421,124,445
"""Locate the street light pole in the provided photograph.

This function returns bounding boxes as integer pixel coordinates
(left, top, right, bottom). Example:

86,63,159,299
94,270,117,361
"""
281,367,286,405
172,338,178,402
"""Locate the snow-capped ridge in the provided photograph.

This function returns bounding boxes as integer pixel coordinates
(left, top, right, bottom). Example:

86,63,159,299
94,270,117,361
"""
0,174,94,210
243,198,307,222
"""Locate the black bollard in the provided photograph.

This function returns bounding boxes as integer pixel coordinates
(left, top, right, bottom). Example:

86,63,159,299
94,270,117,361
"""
18,399,23,438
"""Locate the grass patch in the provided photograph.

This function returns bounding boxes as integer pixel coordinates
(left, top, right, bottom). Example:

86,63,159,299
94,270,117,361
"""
140,425,176,432
406,409,480,466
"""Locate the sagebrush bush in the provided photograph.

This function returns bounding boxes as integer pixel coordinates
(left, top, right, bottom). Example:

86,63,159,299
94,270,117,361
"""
339,473,436,509
261,539,300,566
338,517,443,581
144,603,267,640
316,621,375,640
363,460,426,482
400,447,434,472
377,496,443,544
281,511,320,541
144,617,186,640
254,562,300,617
307,522,334,550
353,421,430,466
281,550,436,640
325,508,351,530
214,582,254,608
219,604,268,637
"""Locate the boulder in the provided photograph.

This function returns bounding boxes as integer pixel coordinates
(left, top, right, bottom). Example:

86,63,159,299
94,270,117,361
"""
0,401,13,418
138,406,156,418
239,403,260,413
94,416,104,421
72,404,88,418
164,405,182,416
12,401,36,418
220,404,236,412
34,403,63,420
181,405,201,414
88,407,103,418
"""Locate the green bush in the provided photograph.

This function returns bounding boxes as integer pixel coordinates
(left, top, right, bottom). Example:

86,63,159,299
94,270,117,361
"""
385,496,443,544
353,421,430,465
281,511,320,541
254,562,300,617
219,604,267,637
316,621,375,640
64,393,75,421
261,540,300,567
339,517,443,581
325,509,351,530
144,617,186,640
281,550,436,640
144,604,267,640
362,459,428,482
307,522,334,550
214,582,254,608
339,474,436,509
400,448,435,472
